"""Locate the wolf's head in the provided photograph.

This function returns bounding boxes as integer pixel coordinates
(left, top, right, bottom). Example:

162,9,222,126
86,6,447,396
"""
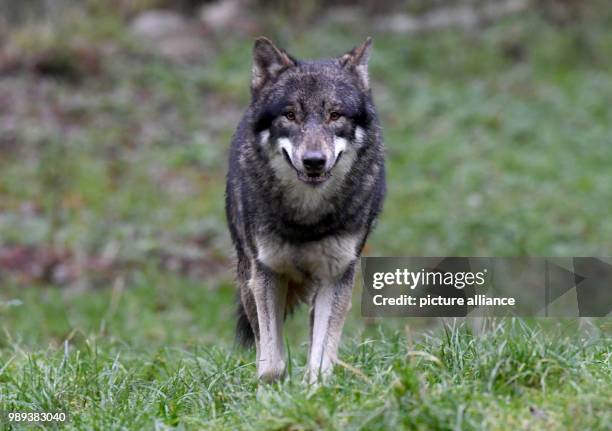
250,37,375,187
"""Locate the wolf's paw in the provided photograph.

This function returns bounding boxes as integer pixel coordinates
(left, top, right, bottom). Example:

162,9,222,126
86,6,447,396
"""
303,366,332,386
257,360,286,383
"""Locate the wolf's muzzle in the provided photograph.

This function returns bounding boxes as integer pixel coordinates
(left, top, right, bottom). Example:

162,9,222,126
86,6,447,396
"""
302,151,327,174
296,150,331,185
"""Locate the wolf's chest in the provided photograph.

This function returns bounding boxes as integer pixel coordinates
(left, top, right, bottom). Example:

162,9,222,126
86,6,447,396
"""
255,233,360,281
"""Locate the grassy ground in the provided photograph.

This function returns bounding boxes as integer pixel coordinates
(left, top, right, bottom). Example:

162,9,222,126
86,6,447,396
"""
1,5,612,430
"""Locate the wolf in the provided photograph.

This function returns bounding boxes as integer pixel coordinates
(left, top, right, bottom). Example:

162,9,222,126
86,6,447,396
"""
225,36,385,383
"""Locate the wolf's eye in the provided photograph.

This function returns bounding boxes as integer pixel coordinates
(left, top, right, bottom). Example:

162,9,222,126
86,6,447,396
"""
329,112,341,121
284,112,296,121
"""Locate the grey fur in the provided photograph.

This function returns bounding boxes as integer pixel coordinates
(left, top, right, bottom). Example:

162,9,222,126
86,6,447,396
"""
225,37,385,383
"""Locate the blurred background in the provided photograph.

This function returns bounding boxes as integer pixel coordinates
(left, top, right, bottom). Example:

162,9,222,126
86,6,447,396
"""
1,0,612,348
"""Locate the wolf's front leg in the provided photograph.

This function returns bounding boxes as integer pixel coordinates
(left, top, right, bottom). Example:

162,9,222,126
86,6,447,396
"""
306,264,355,384
250,264,288,382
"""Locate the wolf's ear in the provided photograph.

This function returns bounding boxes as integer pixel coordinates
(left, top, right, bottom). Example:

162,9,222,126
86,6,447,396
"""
339,37,373,90
252,37,296,93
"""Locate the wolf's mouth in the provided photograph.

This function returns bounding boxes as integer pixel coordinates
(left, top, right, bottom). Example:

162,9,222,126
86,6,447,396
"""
297,171,331,184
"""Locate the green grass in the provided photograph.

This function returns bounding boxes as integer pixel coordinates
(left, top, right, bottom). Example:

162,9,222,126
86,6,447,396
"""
1,5,612,430
1,314,610,430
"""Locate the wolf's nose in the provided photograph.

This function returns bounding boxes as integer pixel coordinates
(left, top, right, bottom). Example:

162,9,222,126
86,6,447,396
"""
302,151,326,172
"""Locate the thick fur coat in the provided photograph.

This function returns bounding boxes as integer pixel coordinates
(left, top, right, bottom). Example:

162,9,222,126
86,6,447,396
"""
225,37,385,383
